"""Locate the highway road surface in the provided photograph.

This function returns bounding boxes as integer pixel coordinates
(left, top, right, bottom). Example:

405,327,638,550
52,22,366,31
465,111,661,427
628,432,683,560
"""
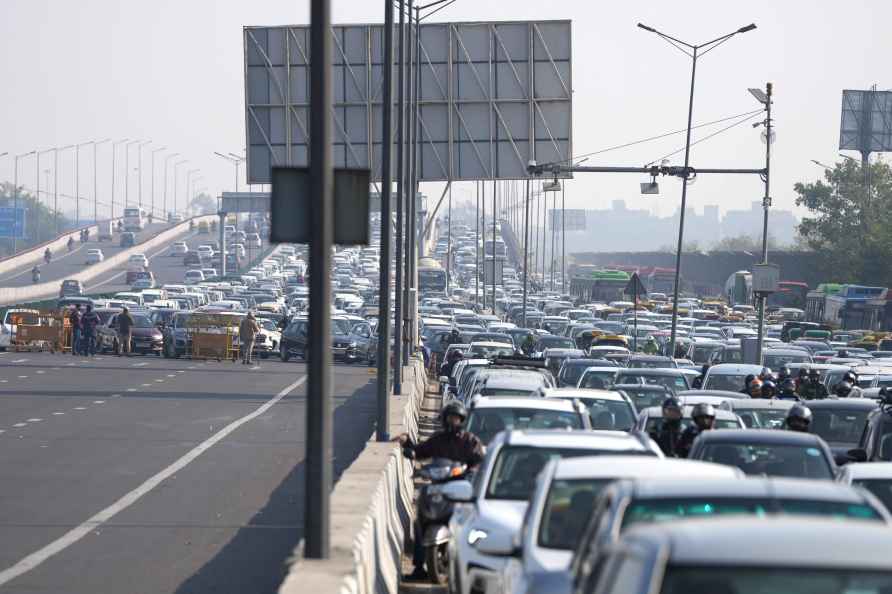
0,353,377,594
0,222,176,289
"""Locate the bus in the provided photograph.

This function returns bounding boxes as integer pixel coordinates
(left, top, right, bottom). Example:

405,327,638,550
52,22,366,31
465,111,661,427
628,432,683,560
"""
123,207,145,232
767,281,809,310
724,270,752,306
823,285,888,330
418,257,447,294
806,283,843,323
483,238,507,259
569,269,630,303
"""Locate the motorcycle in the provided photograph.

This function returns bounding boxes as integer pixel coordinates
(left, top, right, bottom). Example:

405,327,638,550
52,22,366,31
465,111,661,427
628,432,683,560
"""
68,238,75,252
44,250,52,264
412,457,469,585
32,269,40,283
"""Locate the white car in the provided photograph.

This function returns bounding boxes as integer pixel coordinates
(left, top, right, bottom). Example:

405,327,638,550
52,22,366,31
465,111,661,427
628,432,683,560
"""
128,254,149,269
0,309,41,351
245,233,262,248
170,242,188,256
500,458,742,594
445,430,662,594
837,461,892,512
196,245,214,258
540,388,637,432
85,248,104,264
230,243,246,258
184,270,205,285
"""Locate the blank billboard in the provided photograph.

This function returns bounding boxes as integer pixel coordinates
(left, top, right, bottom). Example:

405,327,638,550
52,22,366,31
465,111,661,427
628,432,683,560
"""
244,20,572,183
839,89,892,152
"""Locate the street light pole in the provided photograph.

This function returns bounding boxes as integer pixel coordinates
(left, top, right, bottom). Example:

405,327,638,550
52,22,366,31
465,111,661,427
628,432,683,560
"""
750,83,773,364
75,141,95,228
150,146,166,220
13,150,36,254
163,153,180,218
57,145,74,235
173,161,187,215
36,148,54,243
186,169,200,214
110,139,129,221
94,139,110,224
214,152,241,191
124,139,140,208
137,140,151,212
637,21,757,358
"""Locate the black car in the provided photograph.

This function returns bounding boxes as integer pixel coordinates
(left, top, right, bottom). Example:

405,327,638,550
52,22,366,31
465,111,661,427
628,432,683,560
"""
97,312,163,355
280,317,376,364
848,391,892,463
120,232,135,247
556,358,618,388
805,399,878,465
183,252,202,267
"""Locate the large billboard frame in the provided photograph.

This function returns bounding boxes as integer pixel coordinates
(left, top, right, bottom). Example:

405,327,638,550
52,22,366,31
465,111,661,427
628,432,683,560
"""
244,19,572,183
839,89,892,153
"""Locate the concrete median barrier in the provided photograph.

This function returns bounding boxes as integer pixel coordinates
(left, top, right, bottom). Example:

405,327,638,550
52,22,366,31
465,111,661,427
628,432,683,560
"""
0,215,216,306
0,219,124,277
279,357,426,594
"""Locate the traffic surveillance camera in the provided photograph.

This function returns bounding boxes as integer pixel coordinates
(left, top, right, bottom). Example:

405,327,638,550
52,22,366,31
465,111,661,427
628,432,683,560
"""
640,181,660,195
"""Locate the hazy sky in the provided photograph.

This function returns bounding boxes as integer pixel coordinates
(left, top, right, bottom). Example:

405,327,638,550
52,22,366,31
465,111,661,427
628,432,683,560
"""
2,0,889,227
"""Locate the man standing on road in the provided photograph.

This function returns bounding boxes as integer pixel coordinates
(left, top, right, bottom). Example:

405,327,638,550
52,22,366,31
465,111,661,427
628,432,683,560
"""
116,306,135,356
239,312,260,365
81,304,100,357
69,305,83,356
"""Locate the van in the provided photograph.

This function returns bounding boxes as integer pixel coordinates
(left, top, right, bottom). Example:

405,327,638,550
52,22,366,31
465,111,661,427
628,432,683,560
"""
97,220,114,241
198,221,210,234
120,232,136,247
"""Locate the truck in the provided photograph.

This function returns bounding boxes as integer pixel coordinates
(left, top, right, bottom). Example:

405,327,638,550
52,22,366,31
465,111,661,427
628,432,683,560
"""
97,219,114,241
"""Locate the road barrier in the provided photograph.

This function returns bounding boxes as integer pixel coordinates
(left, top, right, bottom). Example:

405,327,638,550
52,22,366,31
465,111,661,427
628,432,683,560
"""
0,215,216,307
0,219,125,277
279,357,425,594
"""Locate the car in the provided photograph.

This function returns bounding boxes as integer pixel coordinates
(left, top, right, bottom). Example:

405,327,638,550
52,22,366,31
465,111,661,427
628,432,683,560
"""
184,270,205,285
700,363,766,392
718,397,795,429
97,311,163,355
119,231,135,247
762,347,814,368
556,359,616,388
0,309,41,351
468,341,517,359
201,268,218,281
625,355,677,369
128,253,149,269
245,232,262,248
464,397,592,445
168,213,184,224
468,368,555,401
85,248,104,264
613,368,691,392
170,242,188,256
575,367,620,390
688,428,837,480
844,392,892,463
59,279,84,298
501,459,742,594
633,405,745,435
540,388,637,432
279,316,375,364
837,461,892,513
183,252,202,267
579,517,892,594
443,431,662,594
806,399,879,465
131,271,156,290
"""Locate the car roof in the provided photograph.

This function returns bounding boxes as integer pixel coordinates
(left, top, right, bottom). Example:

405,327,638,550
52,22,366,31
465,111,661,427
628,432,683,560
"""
541,388,628,402
619,516,892,568
492,429,649,450
615,368,686,376
844,462,892,480
705,363,766,375
620,477,872,502
805,399,879,411
641,406,741,421
469,397,571,411
677,390,748,399
553,457,737,481
694,428,825,445
723,398,796,411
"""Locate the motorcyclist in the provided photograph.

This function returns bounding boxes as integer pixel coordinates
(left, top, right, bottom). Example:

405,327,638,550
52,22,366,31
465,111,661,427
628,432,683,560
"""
522,333,536,356
785,403,813,433
840,371,863,398
678,403,716,458
759,367,774,382
798,368,829,400
394,401,484,580
691,363,710,389
760,380,777,399
44,247,51,264
777,366,792,385
440,349,464,380
445,328,461,347
776,378,801,400
31,265,40,283
643,337,659,355
67,236,75,252
650,396,685,458
741,374,757,395
835,381,855,399
746,377,764,398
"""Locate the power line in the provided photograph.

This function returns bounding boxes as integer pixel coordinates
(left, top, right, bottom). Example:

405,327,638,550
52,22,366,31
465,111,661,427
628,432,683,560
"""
646,110,764,166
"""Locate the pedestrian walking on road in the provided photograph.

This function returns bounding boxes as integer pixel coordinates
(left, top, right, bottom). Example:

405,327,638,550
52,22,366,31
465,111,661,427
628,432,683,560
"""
239,312,260,365
116,306,135,356
81,304,100,356
69,305,83,356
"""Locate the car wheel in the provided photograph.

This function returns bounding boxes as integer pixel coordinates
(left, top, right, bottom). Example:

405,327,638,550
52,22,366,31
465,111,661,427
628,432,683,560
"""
260,351,269,360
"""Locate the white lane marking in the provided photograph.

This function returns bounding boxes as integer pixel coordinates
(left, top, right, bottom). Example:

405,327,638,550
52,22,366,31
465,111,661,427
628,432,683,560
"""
52,412,65,416
0,380,7,383
73,407,86,411
176,370,185,374
126,388,137,392
35,370,45,375
0,374,307,586
154,379,164,383
66,363,76,367
17,376,27,379
0,430,5,434
11,359,28,363
12,423,26,428
26,418,42,423
93,400,105,404
141,383,151,387
132,362,148,367
110,394,121,398
166,374,176,378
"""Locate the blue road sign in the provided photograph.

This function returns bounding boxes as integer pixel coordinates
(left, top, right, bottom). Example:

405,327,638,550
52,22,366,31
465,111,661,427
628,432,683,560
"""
0,208,27,238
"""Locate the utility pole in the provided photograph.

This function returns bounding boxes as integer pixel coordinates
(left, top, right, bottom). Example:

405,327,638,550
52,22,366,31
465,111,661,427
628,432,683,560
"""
151,146,166,220
13,150,36,254
124,139,140,208
111,139,129,221
752,82,773,364
137,140,151,212
393,0,406,395
163,153,180,218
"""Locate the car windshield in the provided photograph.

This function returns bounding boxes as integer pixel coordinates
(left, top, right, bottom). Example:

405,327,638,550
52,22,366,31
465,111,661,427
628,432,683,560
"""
469,344,515,358
763,353,812,368
621,497,880,530
578,370,618,390
619,387,671,411
131,315,153,328
854,479,892,514
703,374,749,392
486,446,647,501
331,319,352,336
646,418,741,434
576,398,636,431
466,408,582,445
537,478,614,549
559,361,605,387
660,566,892,594
697,443,834,480
810,409,872,447
616,372,687,392
735,408,789,430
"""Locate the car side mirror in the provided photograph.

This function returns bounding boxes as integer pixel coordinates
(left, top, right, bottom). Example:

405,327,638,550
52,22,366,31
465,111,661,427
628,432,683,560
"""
473,529,520,557
834,452,852,466
847,448,868,463
439,376,449,384
441,480,473,503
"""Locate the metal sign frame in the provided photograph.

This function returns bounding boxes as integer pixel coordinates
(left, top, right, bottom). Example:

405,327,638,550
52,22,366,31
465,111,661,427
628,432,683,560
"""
840,89,892,153
244,20,572,183
220,192,271,214
547,208,586,232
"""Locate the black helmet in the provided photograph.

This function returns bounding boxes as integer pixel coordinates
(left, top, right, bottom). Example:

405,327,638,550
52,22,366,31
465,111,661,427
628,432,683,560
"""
786,404,812,432
843,371,858,384
440,401,468,427
835,381,853,397
691,403,716,419
760,367,773,380
808,368,820,378
778,366,792,380
662,395,683,425
761,380,777,397
662,396,682,412
798,367,809,379
780,378,797,393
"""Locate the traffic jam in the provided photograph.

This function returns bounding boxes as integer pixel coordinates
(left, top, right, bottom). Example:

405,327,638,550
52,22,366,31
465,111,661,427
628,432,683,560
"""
401,214,892,593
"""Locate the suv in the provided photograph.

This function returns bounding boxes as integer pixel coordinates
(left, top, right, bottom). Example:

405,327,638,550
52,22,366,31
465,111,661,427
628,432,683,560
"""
59,279,84,298
847,391,892,463
119,231,136,247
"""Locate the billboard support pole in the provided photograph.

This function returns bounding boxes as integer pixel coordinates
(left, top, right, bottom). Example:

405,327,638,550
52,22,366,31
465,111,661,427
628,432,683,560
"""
376,0,394,442
392,0,406,396
561,184,566,291
492,179,497,315
305,0,334,560
522,177,530,328
756,82,773,366
475,180,480,309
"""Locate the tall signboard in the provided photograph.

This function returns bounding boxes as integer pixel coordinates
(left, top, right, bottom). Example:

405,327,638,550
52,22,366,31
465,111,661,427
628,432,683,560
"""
547,208,586,232
0,208,26,239
244,20,572,183
840,90,892,153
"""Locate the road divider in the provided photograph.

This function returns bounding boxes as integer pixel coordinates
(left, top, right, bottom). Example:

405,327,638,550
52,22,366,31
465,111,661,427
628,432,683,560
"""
0,215,216,306
279,358,425,594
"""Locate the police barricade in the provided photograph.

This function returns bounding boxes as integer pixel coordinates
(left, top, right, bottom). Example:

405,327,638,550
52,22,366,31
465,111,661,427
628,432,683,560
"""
13,310,67,353
186,312,240,361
